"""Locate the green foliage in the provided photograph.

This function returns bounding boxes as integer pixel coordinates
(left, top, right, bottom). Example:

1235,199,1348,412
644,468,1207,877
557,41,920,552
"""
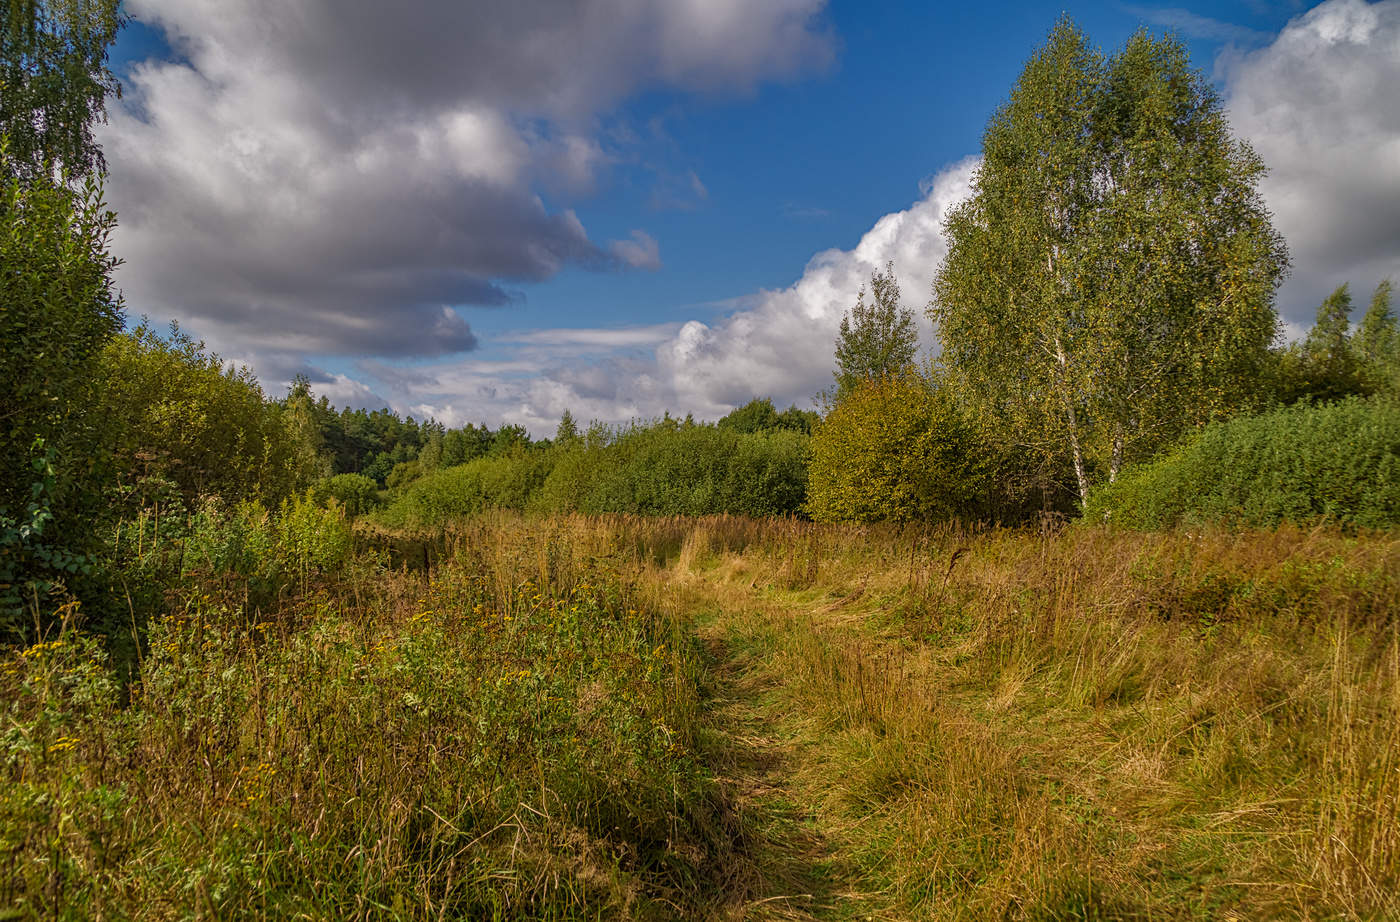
0,149,121,516
806,375,986,523
716,397,819,435
1355,280,1399,393
539,424,809,518
181,495,352,596
1084,396,1400,530
932,20,1287,507
1,549,717,919
377,452,556,528
312,473,380,517
1276,280,1399,404
93,324,317,507
0,440,95,633
554,409,580,444
1275,284,1367,404
0,0,123,183
0,143,121,627
374,419,811,527
830,261,918,403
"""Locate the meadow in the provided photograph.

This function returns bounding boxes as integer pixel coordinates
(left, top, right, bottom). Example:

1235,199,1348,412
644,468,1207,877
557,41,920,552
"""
6,512,1397,920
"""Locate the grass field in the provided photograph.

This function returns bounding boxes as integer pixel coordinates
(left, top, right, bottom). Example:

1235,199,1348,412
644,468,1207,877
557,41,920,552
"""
5,515,1398,919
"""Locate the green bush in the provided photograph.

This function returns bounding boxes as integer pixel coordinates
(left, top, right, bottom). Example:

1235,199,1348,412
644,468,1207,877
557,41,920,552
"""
1084,396,1400,530
376,451,555,529
375,420,810,527
806,375,987,523
94,325,317,508
0,150,122,628
182,495,352,593
538,424,809,517
312,473,380,517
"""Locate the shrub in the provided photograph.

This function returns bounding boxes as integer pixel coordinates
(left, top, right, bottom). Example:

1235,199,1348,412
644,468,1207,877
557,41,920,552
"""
1085,396,1400,530
94,325,317,507
536,424,809,518
806,375,987,523
377,452,555,529
182,495,352,594
376,422,811,527
312,473,379,517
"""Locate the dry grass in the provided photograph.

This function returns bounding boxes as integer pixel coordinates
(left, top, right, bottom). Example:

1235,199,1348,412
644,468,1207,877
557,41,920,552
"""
626,517,1400,920
5,512,1397,920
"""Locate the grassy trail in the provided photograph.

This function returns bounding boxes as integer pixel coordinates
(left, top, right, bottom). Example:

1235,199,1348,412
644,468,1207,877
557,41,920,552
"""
675,568,896,921
647,523,1400,921
694,616,856,921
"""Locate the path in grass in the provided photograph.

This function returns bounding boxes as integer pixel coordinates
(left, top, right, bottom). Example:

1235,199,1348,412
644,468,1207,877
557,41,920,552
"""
680,575,892,922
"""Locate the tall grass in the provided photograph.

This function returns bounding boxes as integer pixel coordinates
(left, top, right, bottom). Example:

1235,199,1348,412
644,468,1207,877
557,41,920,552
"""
6,512,1398,919
3,517,729,920
634,517,1400,919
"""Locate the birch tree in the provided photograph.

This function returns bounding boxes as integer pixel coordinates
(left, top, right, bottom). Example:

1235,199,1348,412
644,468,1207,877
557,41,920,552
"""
930,20,1287,507
1,0,123,182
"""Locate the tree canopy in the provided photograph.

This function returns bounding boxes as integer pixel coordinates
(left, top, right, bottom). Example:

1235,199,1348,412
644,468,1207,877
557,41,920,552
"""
830,261,918,403
931,20,1288,507
1,0,123,182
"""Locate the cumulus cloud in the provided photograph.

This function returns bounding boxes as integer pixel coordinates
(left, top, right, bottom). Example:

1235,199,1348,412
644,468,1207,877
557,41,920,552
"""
352,159,980,433
1224,0,1400,325
652,159,978,418
101,0,832,362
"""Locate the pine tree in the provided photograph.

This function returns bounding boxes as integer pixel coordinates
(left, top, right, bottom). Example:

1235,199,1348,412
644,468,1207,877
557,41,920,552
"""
830,261,918,403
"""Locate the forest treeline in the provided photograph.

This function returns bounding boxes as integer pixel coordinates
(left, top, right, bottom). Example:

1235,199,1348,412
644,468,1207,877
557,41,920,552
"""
5,11,1400,636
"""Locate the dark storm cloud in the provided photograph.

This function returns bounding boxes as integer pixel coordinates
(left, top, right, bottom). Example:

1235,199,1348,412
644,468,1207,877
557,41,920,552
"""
101,0,832,365
1224,0,1400,327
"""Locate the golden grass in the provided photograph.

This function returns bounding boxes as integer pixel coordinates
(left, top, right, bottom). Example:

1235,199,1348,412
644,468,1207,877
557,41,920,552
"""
621,516,1400,920
6,512,1398,920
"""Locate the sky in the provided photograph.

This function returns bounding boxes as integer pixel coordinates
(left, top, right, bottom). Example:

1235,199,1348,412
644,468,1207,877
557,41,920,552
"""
100,0,1400,434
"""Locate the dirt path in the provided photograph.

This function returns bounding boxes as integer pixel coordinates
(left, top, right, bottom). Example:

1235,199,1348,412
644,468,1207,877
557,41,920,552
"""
690,597,882,922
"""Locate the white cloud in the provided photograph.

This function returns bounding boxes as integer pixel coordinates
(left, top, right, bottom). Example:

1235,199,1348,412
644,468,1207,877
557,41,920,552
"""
1123,5,1272,44
1225,0,1400,325
347,159,980,433
609,230,663,271
101,0,832,363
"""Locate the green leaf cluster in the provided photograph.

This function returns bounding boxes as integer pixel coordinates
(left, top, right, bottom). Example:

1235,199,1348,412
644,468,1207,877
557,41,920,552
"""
310,473,380,518
1274,281,1398,404
374,415,811,527
1,0,123,183
93,324,320,509
0,144,121,623
831,261,920,403
1084,396,1400,530
932,19,1287,508
806,375,986,524
0,151,121,517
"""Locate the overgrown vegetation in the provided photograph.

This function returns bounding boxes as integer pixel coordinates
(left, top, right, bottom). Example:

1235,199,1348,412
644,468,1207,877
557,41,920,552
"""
375,418,811,528
10,515,1398,920
6,7,1400,921
1084,395,1400,530
648,516,1400,919
3,516,729,920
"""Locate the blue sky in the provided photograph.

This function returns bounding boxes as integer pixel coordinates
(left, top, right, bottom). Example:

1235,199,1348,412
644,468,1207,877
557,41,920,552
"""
101,0,1399,431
